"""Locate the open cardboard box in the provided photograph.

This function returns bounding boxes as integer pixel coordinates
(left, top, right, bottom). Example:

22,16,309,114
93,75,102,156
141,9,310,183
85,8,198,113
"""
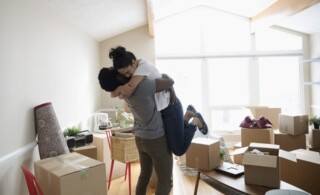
242,143,285,188
280,149,320,195
246,106,281,129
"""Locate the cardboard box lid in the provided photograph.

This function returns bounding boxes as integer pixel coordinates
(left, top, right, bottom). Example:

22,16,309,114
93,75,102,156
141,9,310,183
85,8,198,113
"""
249,142,279,150
243,153,278,168
34,153,104,177
291,149,320,164
192,137,219,145
231,147,248,156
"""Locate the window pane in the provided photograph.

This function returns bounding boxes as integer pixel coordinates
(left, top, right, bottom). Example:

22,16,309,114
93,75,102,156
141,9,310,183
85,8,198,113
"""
156,59,203,112
259,56,301,114
255,28,302,51
208,58,250,106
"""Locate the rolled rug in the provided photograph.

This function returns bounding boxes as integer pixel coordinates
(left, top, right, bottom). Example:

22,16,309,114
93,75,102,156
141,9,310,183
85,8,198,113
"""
34,102,69,159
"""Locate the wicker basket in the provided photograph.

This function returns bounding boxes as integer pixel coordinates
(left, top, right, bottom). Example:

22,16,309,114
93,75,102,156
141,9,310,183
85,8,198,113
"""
111,135,139,163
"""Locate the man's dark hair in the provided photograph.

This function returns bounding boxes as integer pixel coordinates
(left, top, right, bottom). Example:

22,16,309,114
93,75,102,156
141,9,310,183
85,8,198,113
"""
98,67,129,92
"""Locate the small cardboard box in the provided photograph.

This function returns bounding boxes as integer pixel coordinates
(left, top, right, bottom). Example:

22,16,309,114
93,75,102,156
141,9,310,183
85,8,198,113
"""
242,143,281,188
186,138,220,171
279,114,308,135
233,142,242,150
274,130,306,151
246,106,281,129
70,144,98,160
309,129,320,148
241,128,273,147
34,152,106,195
280,149,320,195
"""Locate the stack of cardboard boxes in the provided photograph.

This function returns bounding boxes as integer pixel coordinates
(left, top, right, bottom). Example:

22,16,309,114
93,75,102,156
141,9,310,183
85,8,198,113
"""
240,107,281,147
275,114,308,151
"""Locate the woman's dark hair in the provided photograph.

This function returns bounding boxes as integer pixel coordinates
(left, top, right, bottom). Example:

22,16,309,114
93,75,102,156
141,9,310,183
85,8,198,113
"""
98,67,129,92
109,46,136,70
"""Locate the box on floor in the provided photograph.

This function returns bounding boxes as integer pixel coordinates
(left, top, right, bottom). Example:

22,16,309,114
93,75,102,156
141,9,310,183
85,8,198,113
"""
34,152,107,195
280,149,320,195
274,130,306,151
279,114,308,135
93,133,125,181
241,127,274,147
246,106,281,129
186,137,220,171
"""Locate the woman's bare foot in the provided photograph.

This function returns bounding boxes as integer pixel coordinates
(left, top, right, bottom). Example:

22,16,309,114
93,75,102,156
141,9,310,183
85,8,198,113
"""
191,113,208,135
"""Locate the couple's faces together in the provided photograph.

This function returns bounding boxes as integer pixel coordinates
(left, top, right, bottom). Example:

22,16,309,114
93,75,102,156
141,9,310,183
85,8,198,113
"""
117,60,137,78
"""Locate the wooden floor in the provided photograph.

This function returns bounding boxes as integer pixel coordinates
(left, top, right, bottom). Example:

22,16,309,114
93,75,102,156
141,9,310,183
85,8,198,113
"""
107,158,223,195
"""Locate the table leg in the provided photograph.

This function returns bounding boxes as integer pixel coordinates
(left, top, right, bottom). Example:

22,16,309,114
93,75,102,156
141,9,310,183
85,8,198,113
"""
194,171,201,195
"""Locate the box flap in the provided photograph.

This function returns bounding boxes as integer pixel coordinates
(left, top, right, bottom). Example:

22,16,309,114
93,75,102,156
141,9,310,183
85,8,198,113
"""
243,153,278,168
192,137,219,145
291,149,320,164
231,147,248,156
279,149,297,162
249,142,280,150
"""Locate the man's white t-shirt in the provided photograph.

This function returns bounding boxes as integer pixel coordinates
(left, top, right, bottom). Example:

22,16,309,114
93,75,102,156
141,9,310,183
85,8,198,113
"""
133,59,170,111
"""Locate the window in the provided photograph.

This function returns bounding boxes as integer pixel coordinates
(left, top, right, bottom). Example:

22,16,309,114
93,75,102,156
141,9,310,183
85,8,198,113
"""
155,6,303,133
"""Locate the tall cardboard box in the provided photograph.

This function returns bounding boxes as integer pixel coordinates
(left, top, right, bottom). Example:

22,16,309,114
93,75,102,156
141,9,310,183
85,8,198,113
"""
274,130,306,151
242,143,281,188
241,128,273,147
280,149,320,195
279,114,308,135
34,152,107,195
309,129,320,148
93,133,125,181
246,106,281,129
186,138,220,171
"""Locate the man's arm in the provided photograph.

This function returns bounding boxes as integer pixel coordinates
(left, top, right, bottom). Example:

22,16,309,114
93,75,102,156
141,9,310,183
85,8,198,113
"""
155,74,174,92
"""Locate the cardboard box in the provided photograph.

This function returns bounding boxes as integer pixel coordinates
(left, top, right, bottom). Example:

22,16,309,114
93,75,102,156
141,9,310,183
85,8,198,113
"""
93,133,125,181
309,129,320,148
186,138,220,171
274,130,306,151
280,149,320,195
34,153,106,195
246,106,281,129
241,128,273,147
70,144,97,160
279,114,308,135
242,143,281,188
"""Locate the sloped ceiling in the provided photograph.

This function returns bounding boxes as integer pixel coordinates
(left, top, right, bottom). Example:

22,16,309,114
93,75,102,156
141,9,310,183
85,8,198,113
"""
43,0,320,42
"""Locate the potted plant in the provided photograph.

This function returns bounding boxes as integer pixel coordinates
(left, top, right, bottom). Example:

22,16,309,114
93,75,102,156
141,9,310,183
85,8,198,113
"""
309,115,320,129
64,127,81,136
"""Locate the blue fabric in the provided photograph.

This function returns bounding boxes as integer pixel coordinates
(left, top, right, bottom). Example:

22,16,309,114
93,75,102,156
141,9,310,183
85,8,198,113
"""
161,98,196,156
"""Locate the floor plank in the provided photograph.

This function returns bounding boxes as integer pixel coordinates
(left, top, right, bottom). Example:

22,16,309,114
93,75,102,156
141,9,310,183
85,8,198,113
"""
106,158,223,195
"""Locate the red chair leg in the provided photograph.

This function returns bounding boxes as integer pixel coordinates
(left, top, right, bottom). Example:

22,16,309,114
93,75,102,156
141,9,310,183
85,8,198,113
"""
128,163,131,195
108,159,115,189
125,163,129,181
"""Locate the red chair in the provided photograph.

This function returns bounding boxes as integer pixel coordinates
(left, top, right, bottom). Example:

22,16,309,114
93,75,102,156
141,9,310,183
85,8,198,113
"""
21,165,44,195
106,130,133,195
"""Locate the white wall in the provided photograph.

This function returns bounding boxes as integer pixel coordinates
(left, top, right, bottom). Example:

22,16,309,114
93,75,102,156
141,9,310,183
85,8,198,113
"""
0,0,100,194
99,25,155,109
